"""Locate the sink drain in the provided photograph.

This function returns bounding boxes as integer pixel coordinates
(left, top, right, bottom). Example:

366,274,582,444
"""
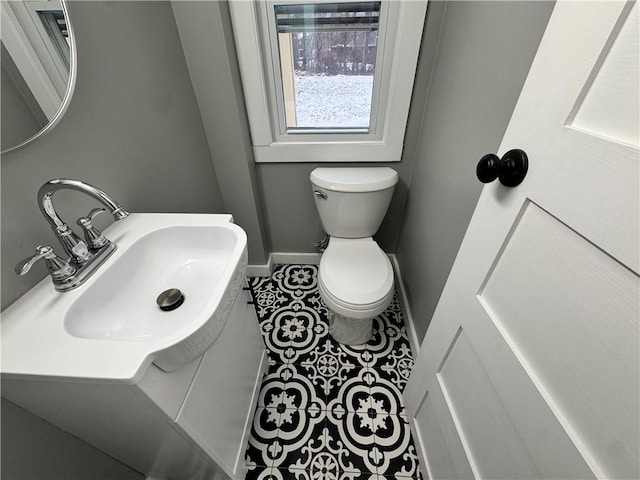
157,288,184,311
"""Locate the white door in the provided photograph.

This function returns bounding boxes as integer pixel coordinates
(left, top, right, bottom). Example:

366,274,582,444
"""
404,2,639,479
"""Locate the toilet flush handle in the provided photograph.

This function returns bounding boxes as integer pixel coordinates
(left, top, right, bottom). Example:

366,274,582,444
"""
313,190,327,200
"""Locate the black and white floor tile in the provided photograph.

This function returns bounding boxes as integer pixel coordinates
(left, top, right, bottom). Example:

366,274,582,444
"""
245,265,421,480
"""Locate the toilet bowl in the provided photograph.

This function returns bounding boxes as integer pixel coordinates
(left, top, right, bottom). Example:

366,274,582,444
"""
310,167,398,345
318,237,394,344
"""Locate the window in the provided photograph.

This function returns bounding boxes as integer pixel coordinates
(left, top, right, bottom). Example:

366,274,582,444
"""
38,10,71,70
230,0,427,163
275,2,380,130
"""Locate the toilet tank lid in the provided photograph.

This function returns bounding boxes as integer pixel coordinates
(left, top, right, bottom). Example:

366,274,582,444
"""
310,167,398,192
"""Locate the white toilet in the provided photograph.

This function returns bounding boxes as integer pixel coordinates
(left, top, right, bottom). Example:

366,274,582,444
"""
310,167,398,345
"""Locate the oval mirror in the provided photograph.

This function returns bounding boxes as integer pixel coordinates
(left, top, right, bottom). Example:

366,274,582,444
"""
1,0,76,153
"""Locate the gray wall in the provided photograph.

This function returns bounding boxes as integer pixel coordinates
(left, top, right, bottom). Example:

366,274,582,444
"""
172,0,270,265
1,2,224,478
1,1,226,310
396,1,555,342
1,399,142,479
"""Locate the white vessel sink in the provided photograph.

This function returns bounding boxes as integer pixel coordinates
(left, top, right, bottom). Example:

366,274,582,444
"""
1,214,247,381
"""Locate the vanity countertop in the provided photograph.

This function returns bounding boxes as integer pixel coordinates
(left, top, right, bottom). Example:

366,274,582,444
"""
1,213,247,384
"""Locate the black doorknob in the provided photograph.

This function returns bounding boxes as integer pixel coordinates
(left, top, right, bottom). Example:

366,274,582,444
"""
476,149,528,187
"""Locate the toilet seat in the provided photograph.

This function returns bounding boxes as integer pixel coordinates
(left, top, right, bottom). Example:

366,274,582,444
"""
318,237,394,318
319,278,394,312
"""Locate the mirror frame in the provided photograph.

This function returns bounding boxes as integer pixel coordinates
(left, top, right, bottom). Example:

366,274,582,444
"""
1,0,77,154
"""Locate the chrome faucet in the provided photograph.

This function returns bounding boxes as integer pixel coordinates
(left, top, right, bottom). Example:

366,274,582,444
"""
16,179,130,292
38,179,129,264
39,179,129,228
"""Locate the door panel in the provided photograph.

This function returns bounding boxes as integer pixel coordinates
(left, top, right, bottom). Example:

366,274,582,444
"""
413,382,475,480
438,329,539,479
479,201,639,478
413,392,459,480
570,2,638,146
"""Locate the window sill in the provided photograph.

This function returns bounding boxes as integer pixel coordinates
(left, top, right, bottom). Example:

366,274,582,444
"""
253,141,402,163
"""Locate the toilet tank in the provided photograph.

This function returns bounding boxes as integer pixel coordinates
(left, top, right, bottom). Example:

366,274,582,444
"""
310,167,398,238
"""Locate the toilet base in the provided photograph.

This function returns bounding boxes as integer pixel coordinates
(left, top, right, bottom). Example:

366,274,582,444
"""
328,310,373,345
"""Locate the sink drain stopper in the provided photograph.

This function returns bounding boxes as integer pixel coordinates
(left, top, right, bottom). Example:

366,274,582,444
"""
156,288,184,311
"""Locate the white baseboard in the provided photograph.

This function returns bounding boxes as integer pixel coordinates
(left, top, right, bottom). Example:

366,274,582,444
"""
246,254,273,277
389,254,420,357
246,252,322,276
271,252,322,265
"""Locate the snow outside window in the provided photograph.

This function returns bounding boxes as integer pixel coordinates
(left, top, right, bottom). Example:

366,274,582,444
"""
230,0,427,163
275,2,379,130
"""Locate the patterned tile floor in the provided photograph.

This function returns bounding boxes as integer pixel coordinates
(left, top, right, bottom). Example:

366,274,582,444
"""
245,264,421,480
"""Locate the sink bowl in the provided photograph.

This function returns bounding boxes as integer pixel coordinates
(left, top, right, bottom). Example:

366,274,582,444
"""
65,222,246,371
1,214,247,381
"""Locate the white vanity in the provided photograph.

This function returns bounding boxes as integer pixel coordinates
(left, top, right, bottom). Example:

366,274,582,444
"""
1,214,267,479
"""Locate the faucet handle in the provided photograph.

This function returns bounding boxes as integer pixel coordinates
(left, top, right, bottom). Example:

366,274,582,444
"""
15,245,76,281
85,208,107,221
15,245,54,275
77,208,109,250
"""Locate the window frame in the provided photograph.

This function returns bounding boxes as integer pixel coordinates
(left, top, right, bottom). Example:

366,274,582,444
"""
229,0,427,163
